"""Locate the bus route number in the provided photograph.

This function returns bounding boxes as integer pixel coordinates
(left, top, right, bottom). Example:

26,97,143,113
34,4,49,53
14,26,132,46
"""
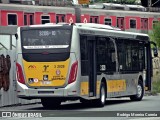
39,31,50,36
100,65,106,71
39,31,56,36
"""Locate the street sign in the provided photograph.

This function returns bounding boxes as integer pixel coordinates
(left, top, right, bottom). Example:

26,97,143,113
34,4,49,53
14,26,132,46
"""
78,0,89,4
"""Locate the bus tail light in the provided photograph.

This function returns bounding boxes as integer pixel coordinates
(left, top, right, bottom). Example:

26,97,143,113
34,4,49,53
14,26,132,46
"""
68,61,78,84
16,63,25,84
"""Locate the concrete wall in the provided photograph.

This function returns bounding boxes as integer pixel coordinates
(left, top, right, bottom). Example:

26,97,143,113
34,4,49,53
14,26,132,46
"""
152,50,160,76
0,34,40,107
1,0,9,4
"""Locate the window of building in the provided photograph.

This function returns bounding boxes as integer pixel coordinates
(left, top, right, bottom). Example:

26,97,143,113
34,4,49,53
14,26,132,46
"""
56,14,65,23
8,14,17,25
104,18,112,25
153,21,158,29
141,18,148,30
90,16,99,23
117,17,124,30
24,14,34,26
24,15,27,25
41,15,50,24
130,19,136,28
30,15,33,25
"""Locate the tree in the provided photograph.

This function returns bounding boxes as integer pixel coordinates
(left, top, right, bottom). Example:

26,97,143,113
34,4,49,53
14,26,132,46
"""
149,21,160,47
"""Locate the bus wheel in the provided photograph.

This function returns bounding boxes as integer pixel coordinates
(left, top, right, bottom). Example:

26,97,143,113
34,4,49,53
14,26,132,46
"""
130,80,144,101
96,82,106,107
41,98,61,109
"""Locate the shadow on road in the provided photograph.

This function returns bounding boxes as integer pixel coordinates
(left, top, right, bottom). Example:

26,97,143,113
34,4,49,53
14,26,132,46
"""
27,99,132,110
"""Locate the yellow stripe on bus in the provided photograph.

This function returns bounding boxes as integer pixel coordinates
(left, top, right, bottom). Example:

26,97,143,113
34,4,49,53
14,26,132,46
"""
80,80,126,95
80,82,89,95
107,80,126,93
80,81,101,96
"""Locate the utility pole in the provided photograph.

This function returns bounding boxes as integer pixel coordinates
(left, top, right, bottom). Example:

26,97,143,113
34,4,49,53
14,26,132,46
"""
148,0,152,7
74,4,81,23
148,0,152,11
74,0,90,23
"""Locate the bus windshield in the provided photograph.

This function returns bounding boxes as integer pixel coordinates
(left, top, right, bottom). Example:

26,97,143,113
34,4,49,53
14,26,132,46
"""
21,29,71,49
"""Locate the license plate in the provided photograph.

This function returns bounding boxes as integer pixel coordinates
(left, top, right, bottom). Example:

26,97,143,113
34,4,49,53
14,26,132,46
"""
42,81,51,85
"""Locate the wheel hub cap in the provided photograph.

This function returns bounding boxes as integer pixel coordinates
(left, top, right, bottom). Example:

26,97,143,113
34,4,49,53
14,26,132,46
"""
137,84,142,98
101,87,105,103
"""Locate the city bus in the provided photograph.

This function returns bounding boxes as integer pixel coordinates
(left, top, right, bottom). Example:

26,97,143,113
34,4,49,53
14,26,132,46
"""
15,23,158,108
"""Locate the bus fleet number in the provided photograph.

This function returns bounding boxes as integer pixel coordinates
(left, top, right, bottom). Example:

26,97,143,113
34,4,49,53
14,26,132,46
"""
54,65,65,68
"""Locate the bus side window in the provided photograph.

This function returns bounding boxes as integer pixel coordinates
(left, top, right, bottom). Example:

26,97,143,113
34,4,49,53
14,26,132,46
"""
139,44,145,70
116,38,124,71
107,39,116,72
124,41,132,71
96,37,107,73
80,35,88,76
96,37,116,73
131,41,140,71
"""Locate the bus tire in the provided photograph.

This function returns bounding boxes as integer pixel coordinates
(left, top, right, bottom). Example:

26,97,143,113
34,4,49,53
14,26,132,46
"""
41,98,61,109
130,80,144,101
95,82,106,107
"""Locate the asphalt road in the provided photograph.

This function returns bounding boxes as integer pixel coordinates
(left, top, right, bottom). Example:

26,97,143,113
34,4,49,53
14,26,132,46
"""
0,95,160,120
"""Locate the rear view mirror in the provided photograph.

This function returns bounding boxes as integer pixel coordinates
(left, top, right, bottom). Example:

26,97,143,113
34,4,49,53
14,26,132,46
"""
153,47,158,57
150,41,158,57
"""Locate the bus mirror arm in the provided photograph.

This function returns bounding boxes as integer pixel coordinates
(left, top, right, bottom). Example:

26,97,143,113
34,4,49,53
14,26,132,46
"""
15,33,18,40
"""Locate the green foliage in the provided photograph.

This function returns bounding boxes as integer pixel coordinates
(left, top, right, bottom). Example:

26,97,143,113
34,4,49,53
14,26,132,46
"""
152,80,160,94
149,22,160,47
151,72,160,95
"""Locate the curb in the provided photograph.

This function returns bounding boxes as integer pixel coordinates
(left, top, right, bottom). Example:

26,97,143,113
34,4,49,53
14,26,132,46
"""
157,93,160,96
145,92,160,96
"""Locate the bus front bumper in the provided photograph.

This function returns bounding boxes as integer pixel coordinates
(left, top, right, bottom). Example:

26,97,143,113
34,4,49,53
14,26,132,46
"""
17,82,79,99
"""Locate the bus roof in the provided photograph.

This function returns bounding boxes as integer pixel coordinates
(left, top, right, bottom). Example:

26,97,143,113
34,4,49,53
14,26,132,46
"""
19,23,149,42
75,23,121,31
75,23,149,41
